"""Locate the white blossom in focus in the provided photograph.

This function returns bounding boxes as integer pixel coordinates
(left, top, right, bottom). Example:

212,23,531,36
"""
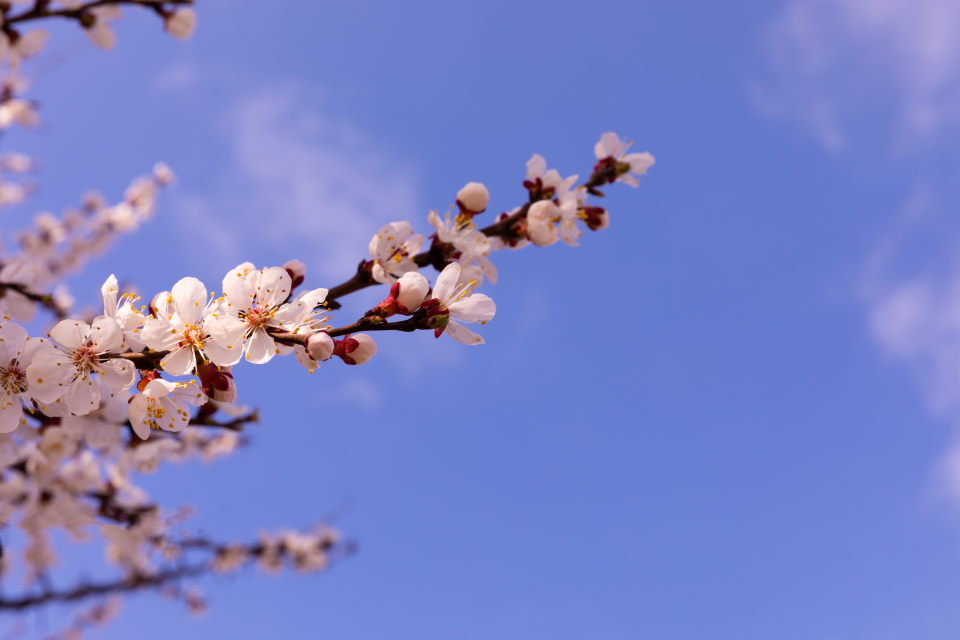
368,221,423,284
423,262,496,345
27,317,135,416
141,277,242,375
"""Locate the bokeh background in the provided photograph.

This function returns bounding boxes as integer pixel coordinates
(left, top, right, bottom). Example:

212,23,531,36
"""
8,0,960,637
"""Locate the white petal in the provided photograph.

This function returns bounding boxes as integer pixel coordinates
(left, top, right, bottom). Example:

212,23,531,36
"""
0,394,23,433
244,328,276,364
101,274,118,317
202,337,242,367
65,374,100,416
0,321,28,361
26,347,71,403
207,316,247,347
140,317,180,351
445,322,485,345
256,267,292,309
49,319,90,349
160,345,197,376
171,276,207,325
141,378,178,398
127,395,151,440
91,315,123,353
432,262,461,302
222,263,256,309
449,293,496,323
98,358,135,391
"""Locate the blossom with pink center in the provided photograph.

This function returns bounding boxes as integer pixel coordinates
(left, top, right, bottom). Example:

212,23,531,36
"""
208,263,315,365
26,316,135,416
141,276,242,375
368,221,424,284
421,262,496,345
593,132,655,187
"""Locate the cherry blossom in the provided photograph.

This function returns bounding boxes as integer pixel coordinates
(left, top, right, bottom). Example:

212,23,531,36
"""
0,322,47,433
421,262,496,345
368,221,423,284
593,132,655,187
141,276,242,375
27,318,135,415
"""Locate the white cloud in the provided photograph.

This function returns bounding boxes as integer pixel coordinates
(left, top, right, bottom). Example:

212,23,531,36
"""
171,87,421,281
757,0,960,150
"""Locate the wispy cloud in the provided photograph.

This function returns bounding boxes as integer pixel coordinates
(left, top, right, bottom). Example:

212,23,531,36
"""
170,85,421,282
756,0,960,150
758,1,960,500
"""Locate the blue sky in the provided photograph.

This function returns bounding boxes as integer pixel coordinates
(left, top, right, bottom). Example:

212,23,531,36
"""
9,0,960,638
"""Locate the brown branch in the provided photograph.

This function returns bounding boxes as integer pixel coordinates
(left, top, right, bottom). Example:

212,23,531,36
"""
0,564,206,611
4,0,192,27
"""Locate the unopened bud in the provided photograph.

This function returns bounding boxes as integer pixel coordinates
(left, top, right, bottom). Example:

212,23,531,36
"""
333,334,377,365
284,259,307,289
456,182,489,214
526,200,559,246
164,7,197,40
393,271,429,314
306,332,334,362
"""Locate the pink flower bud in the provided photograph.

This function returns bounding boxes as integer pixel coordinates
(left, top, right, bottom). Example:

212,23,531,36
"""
284,259,307,288
333,334,377,365
152,162,175,186
306,332,334,362
456,182,489,214
165,8,197,40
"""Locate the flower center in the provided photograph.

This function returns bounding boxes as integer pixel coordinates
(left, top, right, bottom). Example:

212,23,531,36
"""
179,324,205,348
0,360,27,394
245,306,273,329
71,345,100,375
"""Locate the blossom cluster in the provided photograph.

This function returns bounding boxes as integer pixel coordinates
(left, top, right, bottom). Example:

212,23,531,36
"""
0,126,651,630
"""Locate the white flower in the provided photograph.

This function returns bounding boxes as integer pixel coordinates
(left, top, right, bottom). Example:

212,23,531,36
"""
456,181,489,214
27,317,135,416
207,264,294,365
164,7,197,40
0,321,48,433
593,132,655,187
423,262,496,345
128,378,206,440
101,274,146,351
524,154,577,197
427,211,498,286
141,276,242,375
526,200,560,247
368,221,423,284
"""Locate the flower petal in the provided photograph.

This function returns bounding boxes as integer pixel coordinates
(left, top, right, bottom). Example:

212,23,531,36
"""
432,262,461,303
445,321,485,345
449,293,495,324
49,319,90,350
159,345,197,376
98,358,135,392
256,267,292,309
171,276,207,325
244,328,276,364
